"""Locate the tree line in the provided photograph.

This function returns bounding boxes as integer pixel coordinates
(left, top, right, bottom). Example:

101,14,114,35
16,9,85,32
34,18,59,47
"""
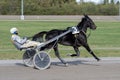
0,0,119,15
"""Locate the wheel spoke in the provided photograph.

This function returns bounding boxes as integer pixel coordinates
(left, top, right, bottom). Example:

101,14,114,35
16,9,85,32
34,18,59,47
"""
33,51,51,70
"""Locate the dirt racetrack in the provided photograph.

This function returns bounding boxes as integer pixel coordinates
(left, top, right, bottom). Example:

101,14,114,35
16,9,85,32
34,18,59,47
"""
0,57,120,80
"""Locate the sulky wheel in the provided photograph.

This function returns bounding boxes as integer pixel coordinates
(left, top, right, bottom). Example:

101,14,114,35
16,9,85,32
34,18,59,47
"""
23,49,36,67
33,51,51,70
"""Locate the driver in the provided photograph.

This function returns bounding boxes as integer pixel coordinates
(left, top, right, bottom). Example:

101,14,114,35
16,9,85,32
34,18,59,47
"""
10,27,41,50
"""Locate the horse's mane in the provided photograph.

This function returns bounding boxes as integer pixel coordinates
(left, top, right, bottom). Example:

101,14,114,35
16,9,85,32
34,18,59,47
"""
77,17,86,30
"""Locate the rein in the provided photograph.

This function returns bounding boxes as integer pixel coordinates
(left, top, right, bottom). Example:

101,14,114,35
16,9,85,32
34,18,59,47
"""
86,28,91,38
80,28,91,39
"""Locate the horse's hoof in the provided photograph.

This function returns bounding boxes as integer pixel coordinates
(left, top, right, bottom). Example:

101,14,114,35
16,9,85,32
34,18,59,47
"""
97,58,101,61
66,54,77,57
66,53,72,56
64,63,68,67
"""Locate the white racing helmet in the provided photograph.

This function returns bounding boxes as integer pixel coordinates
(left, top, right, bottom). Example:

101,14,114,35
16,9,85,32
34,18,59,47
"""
10,27,18,34
72,26,79,34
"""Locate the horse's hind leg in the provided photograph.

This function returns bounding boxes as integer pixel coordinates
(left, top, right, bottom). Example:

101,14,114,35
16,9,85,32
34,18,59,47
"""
53,45,67,65
83,44,100,61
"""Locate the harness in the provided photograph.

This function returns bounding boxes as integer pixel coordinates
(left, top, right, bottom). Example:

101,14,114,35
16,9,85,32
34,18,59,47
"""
81,29,91,38
71,26,91,46
71,26,91,38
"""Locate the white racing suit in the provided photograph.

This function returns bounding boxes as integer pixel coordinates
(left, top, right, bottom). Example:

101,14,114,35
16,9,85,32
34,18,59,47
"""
11,34,41,50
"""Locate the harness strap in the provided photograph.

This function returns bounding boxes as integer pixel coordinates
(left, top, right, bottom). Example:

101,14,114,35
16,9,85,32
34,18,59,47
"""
47,39,59,54
87,29,91,38
80,29,91,38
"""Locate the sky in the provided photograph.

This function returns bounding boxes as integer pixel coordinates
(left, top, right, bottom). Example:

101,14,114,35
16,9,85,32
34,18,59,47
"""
76,0,120,4
76,0,101,4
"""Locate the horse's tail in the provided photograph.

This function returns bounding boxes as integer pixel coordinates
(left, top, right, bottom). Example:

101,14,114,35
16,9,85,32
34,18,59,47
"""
32,31,47,42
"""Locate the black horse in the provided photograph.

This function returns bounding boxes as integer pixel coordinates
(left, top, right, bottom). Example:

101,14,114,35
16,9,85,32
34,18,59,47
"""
32,15,100,65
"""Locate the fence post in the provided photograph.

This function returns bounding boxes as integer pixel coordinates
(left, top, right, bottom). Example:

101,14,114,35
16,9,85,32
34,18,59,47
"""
20,0,24,20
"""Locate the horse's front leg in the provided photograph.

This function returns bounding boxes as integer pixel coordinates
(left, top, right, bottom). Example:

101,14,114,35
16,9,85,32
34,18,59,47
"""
53,44,68,66
68,46,80,57
83,44,100,61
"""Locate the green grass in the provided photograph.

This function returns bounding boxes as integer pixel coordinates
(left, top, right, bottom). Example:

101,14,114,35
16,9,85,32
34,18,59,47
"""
0,21,120,59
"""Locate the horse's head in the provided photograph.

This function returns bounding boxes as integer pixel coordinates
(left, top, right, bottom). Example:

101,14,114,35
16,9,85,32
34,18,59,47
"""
84,14,97,30
77,15,97,31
